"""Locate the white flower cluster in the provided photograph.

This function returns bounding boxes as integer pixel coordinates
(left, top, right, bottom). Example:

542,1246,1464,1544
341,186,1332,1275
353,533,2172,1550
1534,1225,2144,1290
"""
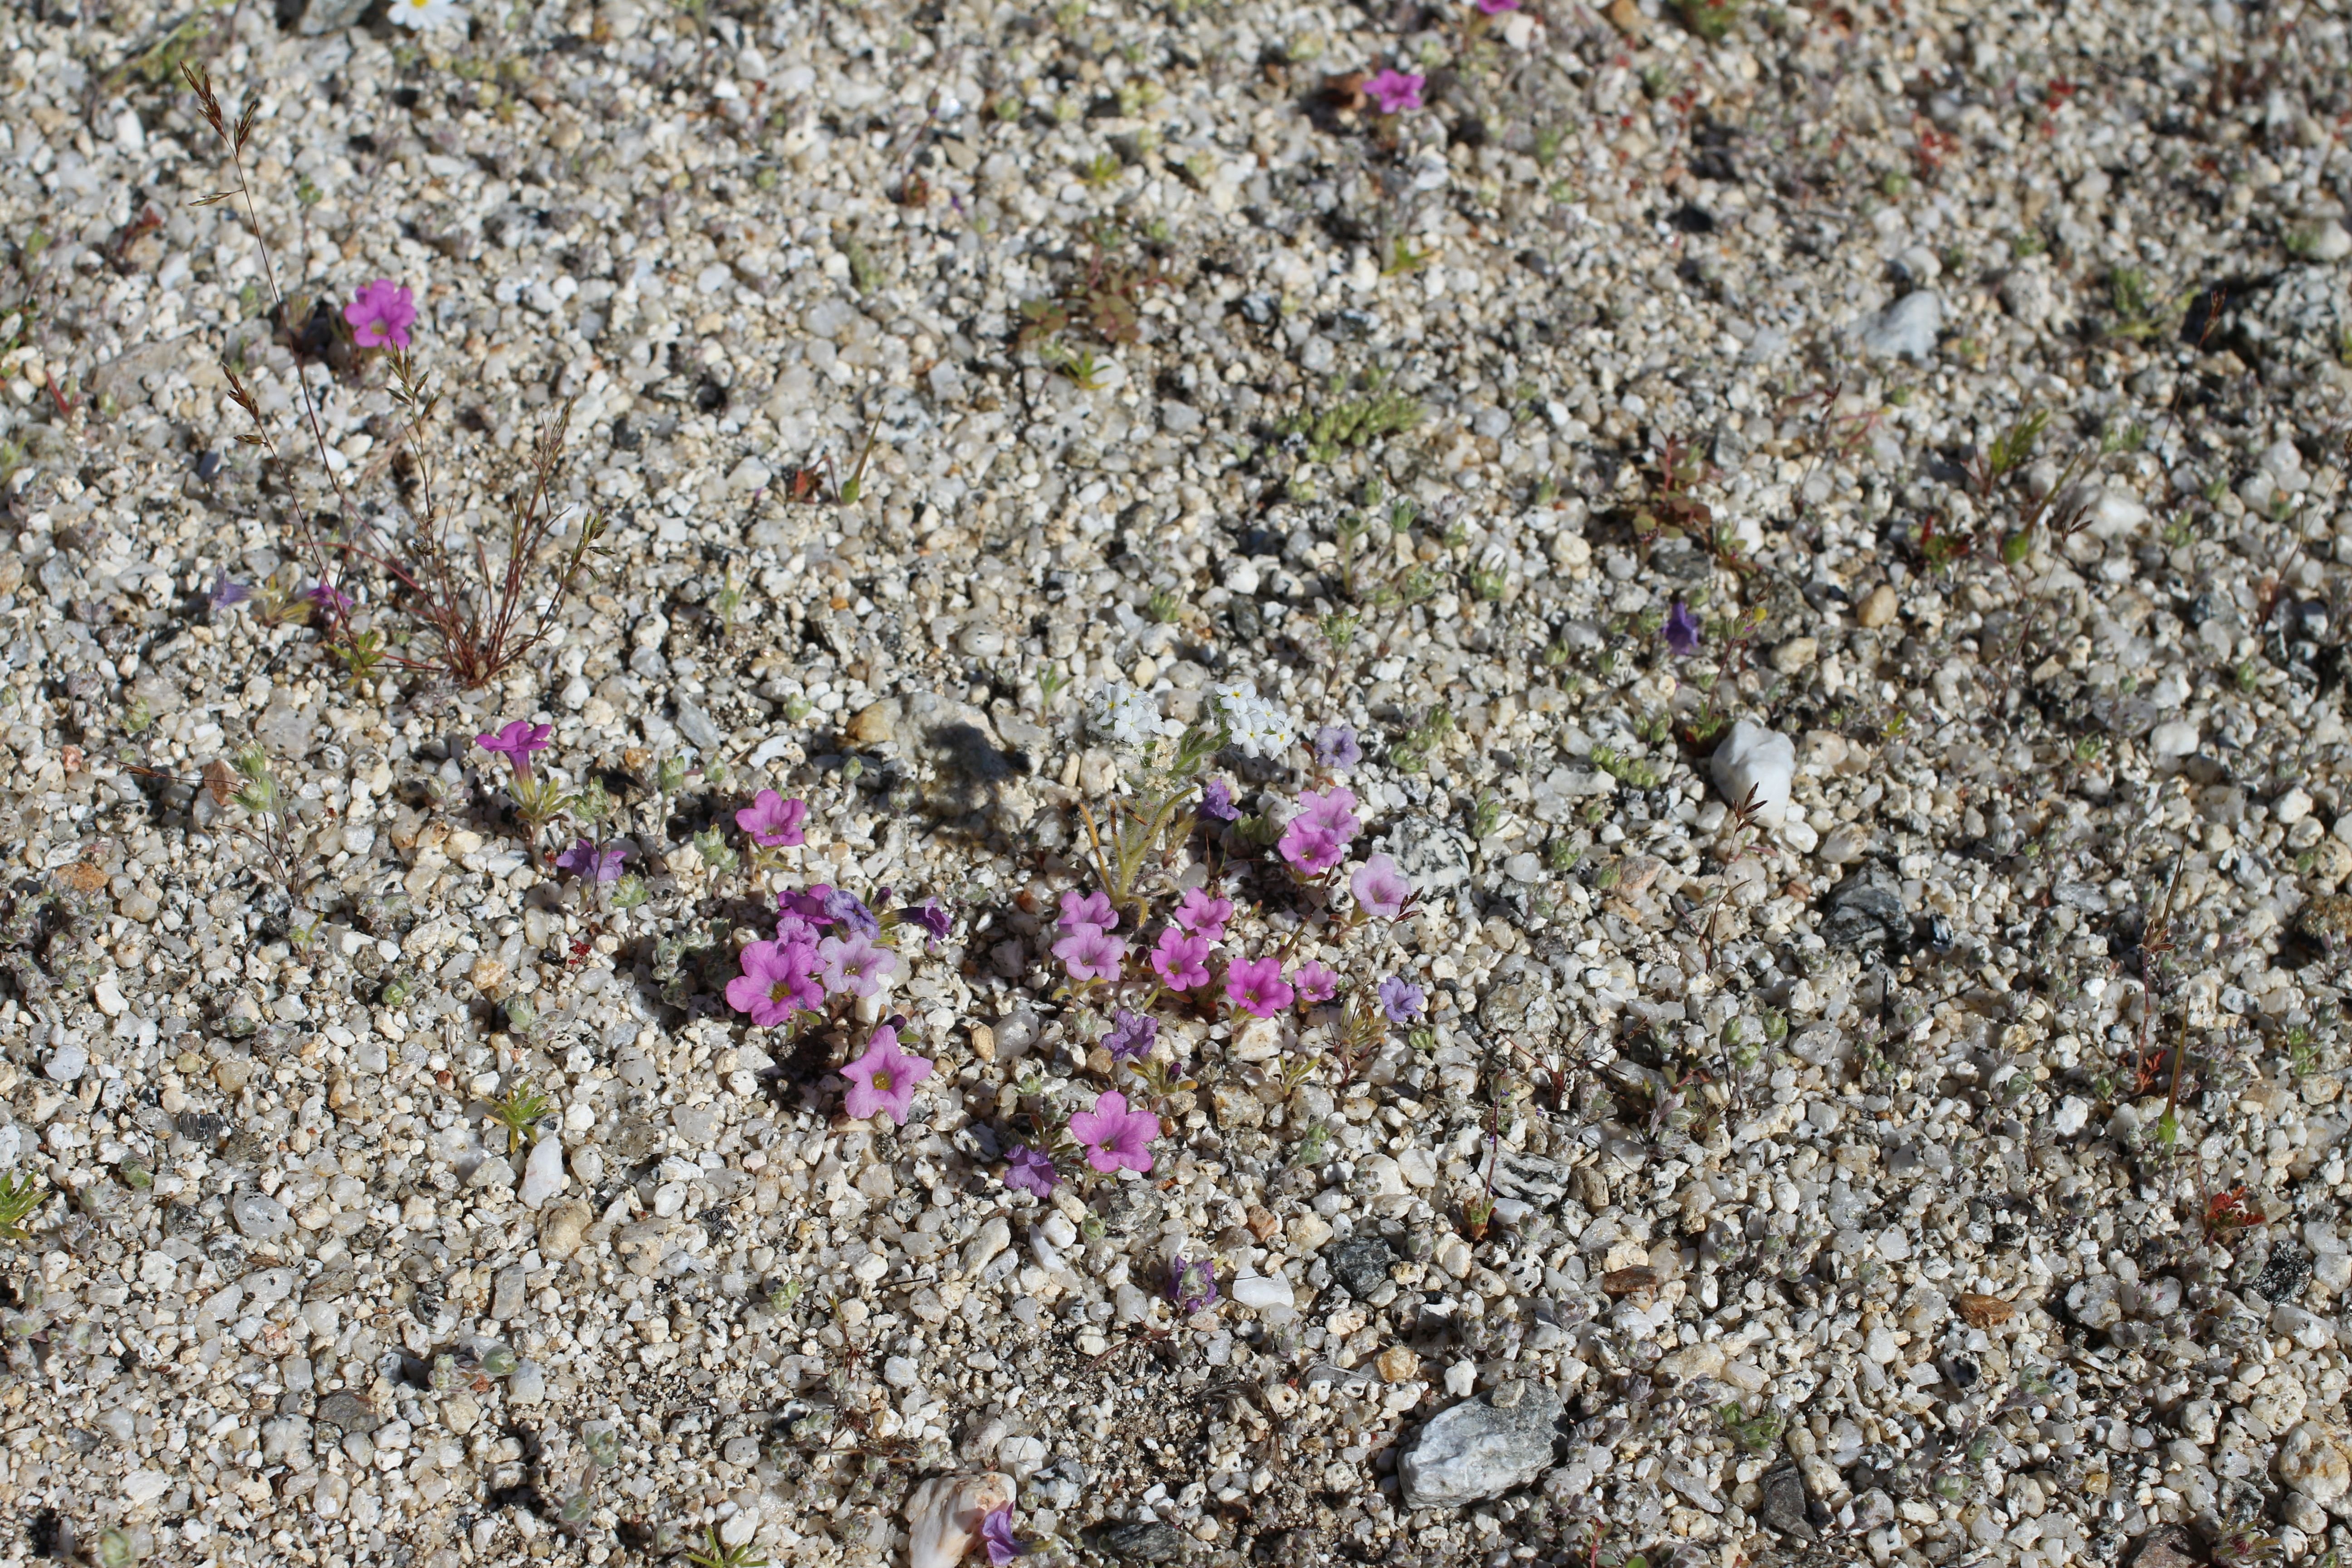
1088,682,1179,750
1211,682,1296,758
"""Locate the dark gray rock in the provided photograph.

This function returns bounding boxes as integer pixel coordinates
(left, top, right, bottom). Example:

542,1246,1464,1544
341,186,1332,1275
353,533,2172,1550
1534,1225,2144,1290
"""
1095,1519,1189,1562
2256,1242,2313,1303
1398,1381,1563,1509
1821,865,1907,954
314,1392,382,1436
1758,1464,1817,1541
1323,1235,1396,1298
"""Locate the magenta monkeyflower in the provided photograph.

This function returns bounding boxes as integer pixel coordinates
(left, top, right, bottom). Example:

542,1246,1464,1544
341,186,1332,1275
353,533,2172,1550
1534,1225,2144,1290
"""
1102,1009,1159,1063
1151,927,1212,990
1294,960,1338,1007
1054,925,1127,984
725,937,823,1026
818,931,898,998
1475,0,1519,12
1279,821,1348,877
1364,69,1426,114
736,789,808,847
1313,725,1362,771
1665,600,1703,657
1351,853,1414,919
1198,778,1240,822
1295,785,1362,841
1067,1090,1157,1174
556,838,627,883
1226,956,1295,1018
841,1025,932,1125
1173,887,1234,940
980,1503,1028,1565
1058,889,1117,932
304,580,354,617
344,279,417,350
1378,976,1426,1024
900,897,952,946
475,719,553,779
779,885,836,926
1003,1145,1058,1199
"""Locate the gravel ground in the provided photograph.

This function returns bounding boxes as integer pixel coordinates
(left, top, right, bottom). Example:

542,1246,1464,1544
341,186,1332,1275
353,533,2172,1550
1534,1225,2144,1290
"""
4,0,2352,1565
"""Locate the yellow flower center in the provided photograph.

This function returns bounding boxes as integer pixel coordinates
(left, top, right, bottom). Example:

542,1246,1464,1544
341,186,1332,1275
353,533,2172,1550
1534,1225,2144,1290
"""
872,1071,893,1093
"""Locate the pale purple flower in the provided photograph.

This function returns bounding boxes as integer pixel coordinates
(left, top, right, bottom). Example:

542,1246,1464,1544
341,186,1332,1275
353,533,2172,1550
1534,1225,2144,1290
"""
1102,1008,1159,1063
841,1024,932,1125
1294,961,1338,1007
344,279,417,349
1378,976,1426,1024
1198,778,1240,822
1054,925,1127,984
1350,853,1413,919
555,838,627,883
1067,1090,1157,1174
1169,1255,1219,1315
900,897,951,946
475,719,552,779
774,910,823,952
1151,927,1211,990
1314,725,1362,771
1173,887,1233,940
1003,1146,1058,1199
980,1504,1027,1565
818,931,898,998
1294,785,1362,841
1364,69,1426,114
823,887,879,937
735,789,808,847
1475,0,1519,13
1226,956,1294,1019
209,573,252,612
1058,889,1117,932
726,937,823,1026
1665,601,1703,657
1279,822,1348,877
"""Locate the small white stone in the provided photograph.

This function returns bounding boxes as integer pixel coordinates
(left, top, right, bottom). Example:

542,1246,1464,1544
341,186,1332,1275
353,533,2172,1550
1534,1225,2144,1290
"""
905,1472,1015,1568
92,975,127,1016
1710,721,1796,827
1231,1273,1294,1310
44,1040,87,1083
518,1136,568,1210
1444,1361,1477,1397
2150,720,2199,759
2053,1096,2091,1135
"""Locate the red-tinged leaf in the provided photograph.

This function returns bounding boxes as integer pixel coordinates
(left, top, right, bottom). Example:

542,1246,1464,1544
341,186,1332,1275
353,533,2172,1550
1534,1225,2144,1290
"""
201,758,236,806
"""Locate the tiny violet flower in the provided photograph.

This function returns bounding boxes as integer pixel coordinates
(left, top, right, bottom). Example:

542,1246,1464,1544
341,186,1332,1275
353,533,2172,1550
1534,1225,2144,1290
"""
980,1503,1028,1566
822,887,880,938
1198,777,1240,822
1068,1089,1157,1174
1475,0,1519,13
555,838,627,883
1058,889,1118,933
1313,725,1362,771
841,1024,933,1126
1169,1255,1220,1315
1378,976,1427,1024
1364,68,1426,114
1003,1146,1058,1199
1294,961,1339,1007
1102,1009,1160,1063
818,931,898,998
475,719,553,779
1150,927,1212,991
304,581,354,617
209,573,252,612
343,279,418,347
900,898,952,946
779,885,839,927
1665,600,1703,657
1350,853,1414,919
726,938,823,1026
1226,956,1295,1019
735,789,808,847
1054,925,1127,985
1172,887,1234,940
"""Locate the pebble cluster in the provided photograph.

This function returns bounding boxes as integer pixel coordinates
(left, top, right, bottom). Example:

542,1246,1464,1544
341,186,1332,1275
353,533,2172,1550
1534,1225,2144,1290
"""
2,0,2352,1564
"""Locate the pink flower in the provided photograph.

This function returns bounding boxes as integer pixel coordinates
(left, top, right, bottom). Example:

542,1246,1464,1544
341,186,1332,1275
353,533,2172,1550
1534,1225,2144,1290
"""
841,1024,932,1125
1067,1089,1157,1174
726,937,823,1027
344,279,417,350
1054,925,1127,984
1058,889,1117,932
1173,887,1233,940
1295,785,1362,841
475,719,552,779
1151,927,1212,990
818,931,898,998
1225,956,1294,1018
1475,0,1519,13
1350,853,1414,918
1364,69,1426,114
1279,822,1348,877
1294,961,1338,1007
736,789,808,847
